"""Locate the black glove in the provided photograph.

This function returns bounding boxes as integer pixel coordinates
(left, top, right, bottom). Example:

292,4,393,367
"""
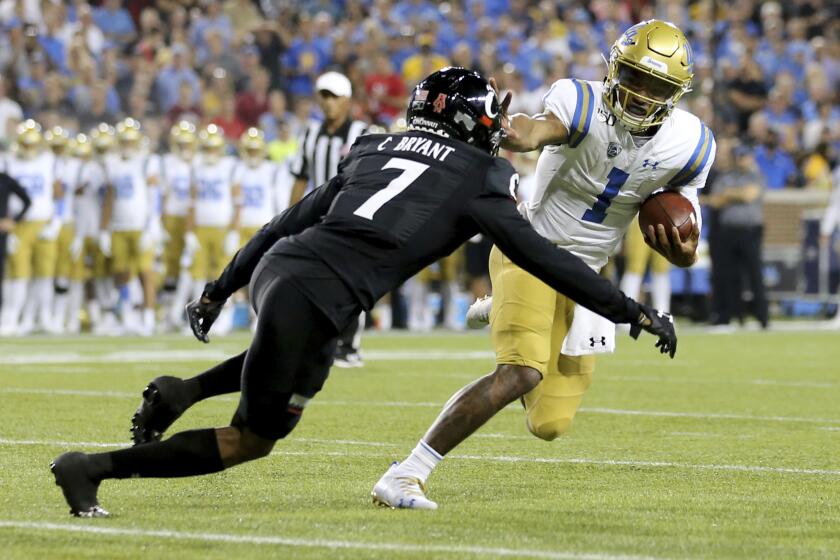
629,303,677,358
186,294,224,343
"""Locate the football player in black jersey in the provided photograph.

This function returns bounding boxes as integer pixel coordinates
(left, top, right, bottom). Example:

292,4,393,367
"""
50,68,676,517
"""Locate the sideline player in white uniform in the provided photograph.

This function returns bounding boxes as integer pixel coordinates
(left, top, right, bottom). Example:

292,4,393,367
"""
374,20,715,509
100,118,162,335
47,127,86,333
185,124,239,332
77,124,117,333
231,127,291,328
161,121,197,329
234,127,290,245
0,120,62,335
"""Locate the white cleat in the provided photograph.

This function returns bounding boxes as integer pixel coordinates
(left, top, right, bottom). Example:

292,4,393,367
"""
371,462,438,510
465,295,492,329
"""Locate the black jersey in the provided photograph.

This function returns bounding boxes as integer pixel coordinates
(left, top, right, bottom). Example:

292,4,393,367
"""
207,131,640,327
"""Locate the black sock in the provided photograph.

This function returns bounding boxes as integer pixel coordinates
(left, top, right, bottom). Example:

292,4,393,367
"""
91,428,225,480
186,351,246,401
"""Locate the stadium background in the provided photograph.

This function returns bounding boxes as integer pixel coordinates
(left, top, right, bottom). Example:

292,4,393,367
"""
0,0,839,333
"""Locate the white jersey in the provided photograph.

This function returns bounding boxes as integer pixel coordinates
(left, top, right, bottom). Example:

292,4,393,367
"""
523,79,716,269
193,155,236,228
104,153,161,231
1,151,57,222
161,153,193,218
76,158,109,238
56,155,83,224
233,160,290,227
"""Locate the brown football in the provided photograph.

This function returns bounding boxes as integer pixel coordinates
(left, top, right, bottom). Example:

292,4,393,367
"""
638,191,695,243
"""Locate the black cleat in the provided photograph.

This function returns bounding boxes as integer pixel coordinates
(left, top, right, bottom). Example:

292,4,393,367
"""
130,376,191,445
51,452,110,518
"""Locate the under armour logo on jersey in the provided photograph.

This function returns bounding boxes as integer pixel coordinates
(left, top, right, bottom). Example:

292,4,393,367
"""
589,336,607,347
433,94,447,114
642,159,660,170
607,142,621,158
596,106,618,126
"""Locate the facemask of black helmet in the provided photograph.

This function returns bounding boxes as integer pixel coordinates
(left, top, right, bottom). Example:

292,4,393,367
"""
406,67,504,156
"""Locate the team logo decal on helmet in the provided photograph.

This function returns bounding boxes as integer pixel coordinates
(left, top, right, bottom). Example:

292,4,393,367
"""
433,94,447,113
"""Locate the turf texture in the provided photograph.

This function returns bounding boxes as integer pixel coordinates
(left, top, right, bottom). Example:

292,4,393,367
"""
0,330,838,559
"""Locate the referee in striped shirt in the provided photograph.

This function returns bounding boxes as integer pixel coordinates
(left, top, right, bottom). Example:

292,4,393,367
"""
289,71,368,368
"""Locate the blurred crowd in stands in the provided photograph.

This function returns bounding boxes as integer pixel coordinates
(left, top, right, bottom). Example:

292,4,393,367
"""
0,0,837,189
0,0,839,335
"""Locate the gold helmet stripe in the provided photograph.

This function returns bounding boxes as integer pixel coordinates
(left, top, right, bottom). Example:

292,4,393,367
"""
569,80,595,148
668,122,715,187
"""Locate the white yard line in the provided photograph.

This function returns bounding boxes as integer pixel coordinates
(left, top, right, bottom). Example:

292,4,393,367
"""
0,349,496,365
0,437,395,449
0,521,654,560
4,350,837,390
3,386,840,425
600,375,839,389
577,406,840,425
2,437,838,477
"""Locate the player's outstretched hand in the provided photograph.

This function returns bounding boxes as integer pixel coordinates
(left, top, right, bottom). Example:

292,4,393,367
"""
629,303,677,358
186,295,224,344
488,77,517,143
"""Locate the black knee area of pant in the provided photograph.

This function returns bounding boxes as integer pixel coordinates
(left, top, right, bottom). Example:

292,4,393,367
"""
276,409,303,439
231,411,247,432
237,393,305,440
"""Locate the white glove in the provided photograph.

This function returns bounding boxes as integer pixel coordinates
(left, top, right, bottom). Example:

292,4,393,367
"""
140,219,162,251
6,233,18,255
99,231,112,257
184,231,200,254
181,231,200,268
39,218,61,241
224,230,240,256
70,235,84,260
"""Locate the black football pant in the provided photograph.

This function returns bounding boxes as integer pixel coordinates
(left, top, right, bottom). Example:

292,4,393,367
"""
714,224,768,327
229,263,340,440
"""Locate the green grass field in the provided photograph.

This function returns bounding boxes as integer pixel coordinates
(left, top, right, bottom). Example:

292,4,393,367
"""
1,329,839,559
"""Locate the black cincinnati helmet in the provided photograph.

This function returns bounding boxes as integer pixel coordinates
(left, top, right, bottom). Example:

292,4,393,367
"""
406,67,504,156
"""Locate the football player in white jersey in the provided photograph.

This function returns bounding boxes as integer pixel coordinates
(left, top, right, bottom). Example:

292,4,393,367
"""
161,121,197,329
185,124,239,332
100,118,162,335
234,127,290,244
0,120,62,336
77,124,117,333
47,126,86,333
375,20,715,509
230,127,291,328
